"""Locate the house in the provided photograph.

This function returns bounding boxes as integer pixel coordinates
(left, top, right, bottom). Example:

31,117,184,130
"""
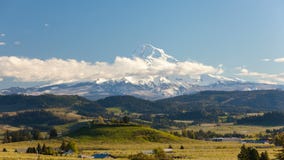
93,153,116,159
78,154,93,158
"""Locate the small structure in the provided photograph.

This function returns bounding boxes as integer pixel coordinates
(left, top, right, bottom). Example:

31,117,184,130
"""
142,150,154,154
241,139,270,144
93,153,116,159
163,148,173,153
78,154,93,158
142,148,173,155
63,149,73,156
211,137,241,142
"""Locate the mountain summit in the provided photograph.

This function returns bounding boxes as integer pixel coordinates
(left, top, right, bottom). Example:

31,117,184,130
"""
134,44,178,63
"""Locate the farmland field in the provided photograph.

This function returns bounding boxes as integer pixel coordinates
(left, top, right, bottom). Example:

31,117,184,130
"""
0,138,279,160
182,124,284,135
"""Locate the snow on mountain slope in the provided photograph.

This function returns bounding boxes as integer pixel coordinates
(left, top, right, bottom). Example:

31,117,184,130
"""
135,44,178,63
0,44,282,100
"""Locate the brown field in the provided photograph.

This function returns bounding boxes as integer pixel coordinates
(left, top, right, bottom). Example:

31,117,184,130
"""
182,124,284,136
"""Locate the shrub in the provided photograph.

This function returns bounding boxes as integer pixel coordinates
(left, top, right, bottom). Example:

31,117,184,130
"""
153,148,173,160
238,145,268,160
129,152,155,160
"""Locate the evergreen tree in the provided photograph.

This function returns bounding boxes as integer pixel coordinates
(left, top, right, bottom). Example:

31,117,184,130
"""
32,129,41,140
49,128,58,139
66,141,78,153
129,152,155,160
276,145,284,160
97,116,105,124
3,130,10,143
26,147,36,153
153,148,172,160
247,147,259,160
60,141,67,152
238,145,249,160
41,144,47,154
187,130,196,139
44,147,55,155
259,151,269,160
181,129,187,137
122,116,130,123
26,147,31,153
36,143,42,154
238,145,261,160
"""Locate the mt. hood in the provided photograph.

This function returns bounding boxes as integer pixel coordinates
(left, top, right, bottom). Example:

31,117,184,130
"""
0,44,282,100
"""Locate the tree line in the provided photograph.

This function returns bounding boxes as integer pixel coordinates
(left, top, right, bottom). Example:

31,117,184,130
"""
238,145,269,160
3,128,58,143
26,141,78,156
171,129,245,140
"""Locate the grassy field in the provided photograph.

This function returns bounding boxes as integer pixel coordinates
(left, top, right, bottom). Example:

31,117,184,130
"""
69,125,182,143
0,124,281,159
0,138,279,160
182,124,284,136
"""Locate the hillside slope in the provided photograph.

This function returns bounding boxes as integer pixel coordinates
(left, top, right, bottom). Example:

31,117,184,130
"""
0,94,105,115
69,124,181,143
97,95,162,113
156,90,284,113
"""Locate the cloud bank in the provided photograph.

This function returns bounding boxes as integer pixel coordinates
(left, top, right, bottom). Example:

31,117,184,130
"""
274,58,284,63
0,42,5,46
237,67,284,84
261,57,284,63
0,55,223,84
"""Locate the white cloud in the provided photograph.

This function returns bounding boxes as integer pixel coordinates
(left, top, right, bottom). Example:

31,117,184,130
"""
274,58,284,63
44,24,49,27
0,33,5,37
0,42,6,46
262,57,284,63
261,58,271,62
14,41,21,45
0,55,222,84
237,67,284,84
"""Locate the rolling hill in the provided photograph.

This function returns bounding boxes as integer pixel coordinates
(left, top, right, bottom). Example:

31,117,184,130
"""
0,94,105,113
2,90,284,127
1,90,284,115
95,90,284,114
156,90,284,113
97,95,162,113
69,124,182,143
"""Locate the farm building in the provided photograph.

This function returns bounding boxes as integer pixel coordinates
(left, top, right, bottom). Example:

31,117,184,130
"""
211,137,241,142
93,153,116,159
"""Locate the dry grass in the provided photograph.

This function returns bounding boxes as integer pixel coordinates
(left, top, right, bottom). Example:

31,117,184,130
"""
182,124,284,135
0,138,280,160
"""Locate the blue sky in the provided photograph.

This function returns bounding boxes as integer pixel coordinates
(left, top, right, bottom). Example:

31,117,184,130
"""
1,0,284,88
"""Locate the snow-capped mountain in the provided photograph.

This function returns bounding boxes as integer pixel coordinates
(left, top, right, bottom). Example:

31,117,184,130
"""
1,44,283,100
134,44,178,63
